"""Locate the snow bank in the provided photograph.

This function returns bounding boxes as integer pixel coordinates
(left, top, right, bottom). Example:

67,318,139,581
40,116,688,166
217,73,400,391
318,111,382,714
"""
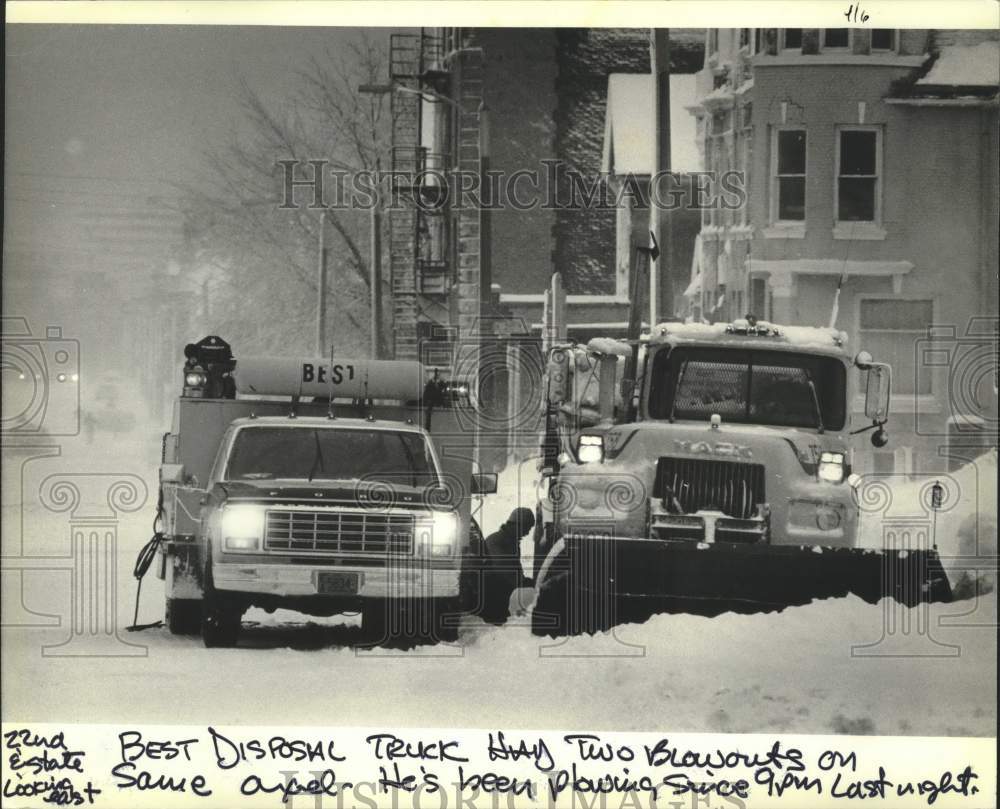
856,449,997,594
7,587,993,738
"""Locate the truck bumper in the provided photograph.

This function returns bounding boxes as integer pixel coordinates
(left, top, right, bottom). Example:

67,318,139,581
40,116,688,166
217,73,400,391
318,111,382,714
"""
211,561,461,599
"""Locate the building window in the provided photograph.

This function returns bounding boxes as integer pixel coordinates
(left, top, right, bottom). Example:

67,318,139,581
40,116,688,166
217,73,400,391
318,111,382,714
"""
823,29,850,49
782,29,803,51
871,29,896,51
711,110,732,135
756,29,769,55
837,127,881,222
858,299,934,395
772,129,806,222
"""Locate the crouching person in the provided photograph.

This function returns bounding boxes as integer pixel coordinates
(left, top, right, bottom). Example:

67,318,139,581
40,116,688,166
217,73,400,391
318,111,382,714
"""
481,507,535,624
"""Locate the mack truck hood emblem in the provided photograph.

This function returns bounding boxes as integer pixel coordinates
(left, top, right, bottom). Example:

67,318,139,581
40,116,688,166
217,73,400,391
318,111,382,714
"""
674,439,753,459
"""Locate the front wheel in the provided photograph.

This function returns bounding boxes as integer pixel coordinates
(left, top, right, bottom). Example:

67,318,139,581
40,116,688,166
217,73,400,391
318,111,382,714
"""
166,598,201,635
530,541,611,637
201,596,242,648
362,597,460,647
200,562,243,648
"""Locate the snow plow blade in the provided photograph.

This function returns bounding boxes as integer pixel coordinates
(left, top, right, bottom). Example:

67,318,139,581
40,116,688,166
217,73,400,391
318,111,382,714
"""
577,534,952,609
533,534,954,634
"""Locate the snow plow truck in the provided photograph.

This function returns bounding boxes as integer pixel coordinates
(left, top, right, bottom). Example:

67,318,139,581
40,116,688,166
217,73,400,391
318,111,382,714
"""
153,336,494,647
531,317,953,636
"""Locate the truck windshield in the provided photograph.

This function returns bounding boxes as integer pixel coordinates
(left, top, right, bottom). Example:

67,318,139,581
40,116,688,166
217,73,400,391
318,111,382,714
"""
224,427,439,487
647,347,846,430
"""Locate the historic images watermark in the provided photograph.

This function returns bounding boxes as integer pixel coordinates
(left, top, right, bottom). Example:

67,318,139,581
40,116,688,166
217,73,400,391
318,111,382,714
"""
1,317,80,438
2,316,150,657
277,159,747,214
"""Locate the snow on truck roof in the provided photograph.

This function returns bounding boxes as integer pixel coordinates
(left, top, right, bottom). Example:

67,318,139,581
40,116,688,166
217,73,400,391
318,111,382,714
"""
586,320,849,355
229,415,427,434
651,320,848,349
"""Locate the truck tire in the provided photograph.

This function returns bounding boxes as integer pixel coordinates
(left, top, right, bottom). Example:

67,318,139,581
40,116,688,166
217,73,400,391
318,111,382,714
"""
532,513,554,582
200,562,242,648
166,598,201,635
531,566,569,637
361,599,391,645
423,596,461,644
201,596,242,648
532,573,607,637
363,597,460,646
459,518,485,617
531,542,607,637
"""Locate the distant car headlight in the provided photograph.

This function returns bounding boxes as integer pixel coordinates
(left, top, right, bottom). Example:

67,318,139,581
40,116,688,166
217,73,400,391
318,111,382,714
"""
417,511,459,557
221,505,264,552
818,451,845,483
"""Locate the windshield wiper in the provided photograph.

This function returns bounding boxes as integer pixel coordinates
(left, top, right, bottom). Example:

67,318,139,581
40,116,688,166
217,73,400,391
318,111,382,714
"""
307,430,325,482
397,436,419,487
806,377,825,434
668,359,688,423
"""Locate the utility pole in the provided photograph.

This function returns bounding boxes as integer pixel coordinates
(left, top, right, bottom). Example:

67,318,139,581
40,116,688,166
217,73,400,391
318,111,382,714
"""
370,202,383,359
650,29,673,324
317,209,328,355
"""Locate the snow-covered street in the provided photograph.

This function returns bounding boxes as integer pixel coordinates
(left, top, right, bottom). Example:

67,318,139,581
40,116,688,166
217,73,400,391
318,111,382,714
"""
2,436,995,738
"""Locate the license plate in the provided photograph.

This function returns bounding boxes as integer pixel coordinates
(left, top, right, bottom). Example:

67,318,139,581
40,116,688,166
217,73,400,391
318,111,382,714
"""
316,571,359,595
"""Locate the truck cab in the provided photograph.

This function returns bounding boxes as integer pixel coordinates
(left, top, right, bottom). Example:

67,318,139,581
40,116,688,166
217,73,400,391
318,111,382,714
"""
533,319,947,634
544,320,872,550
157,339,491,647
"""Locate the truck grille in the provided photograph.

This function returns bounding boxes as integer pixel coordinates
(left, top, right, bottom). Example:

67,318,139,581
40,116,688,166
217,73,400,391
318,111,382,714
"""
264,509,415,555
654,456,765,520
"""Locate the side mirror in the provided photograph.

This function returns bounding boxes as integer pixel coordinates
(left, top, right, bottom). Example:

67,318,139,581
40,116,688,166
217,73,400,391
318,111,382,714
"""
160,464,187,485
470,472,498,496
864,363,891,422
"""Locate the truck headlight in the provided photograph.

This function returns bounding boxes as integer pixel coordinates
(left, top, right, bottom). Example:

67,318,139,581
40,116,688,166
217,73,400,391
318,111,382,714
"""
183,367,208,398
221,505,264,552
577,434,604,463
417,511,459,557
818,451,845,483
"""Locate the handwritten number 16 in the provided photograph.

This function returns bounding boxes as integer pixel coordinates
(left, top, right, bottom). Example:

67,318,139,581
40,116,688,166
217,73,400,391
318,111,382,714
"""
845,4,870,22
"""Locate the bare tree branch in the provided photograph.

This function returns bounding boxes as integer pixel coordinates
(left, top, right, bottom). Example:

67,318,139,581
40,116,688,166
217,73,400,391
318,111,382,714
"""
173,33,389,355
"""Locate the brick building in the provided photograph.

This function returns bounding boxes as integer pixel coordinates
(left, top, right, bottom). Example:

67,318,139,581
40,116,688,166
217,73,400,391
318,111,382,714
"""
385,28,704,362
687,28,999,474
